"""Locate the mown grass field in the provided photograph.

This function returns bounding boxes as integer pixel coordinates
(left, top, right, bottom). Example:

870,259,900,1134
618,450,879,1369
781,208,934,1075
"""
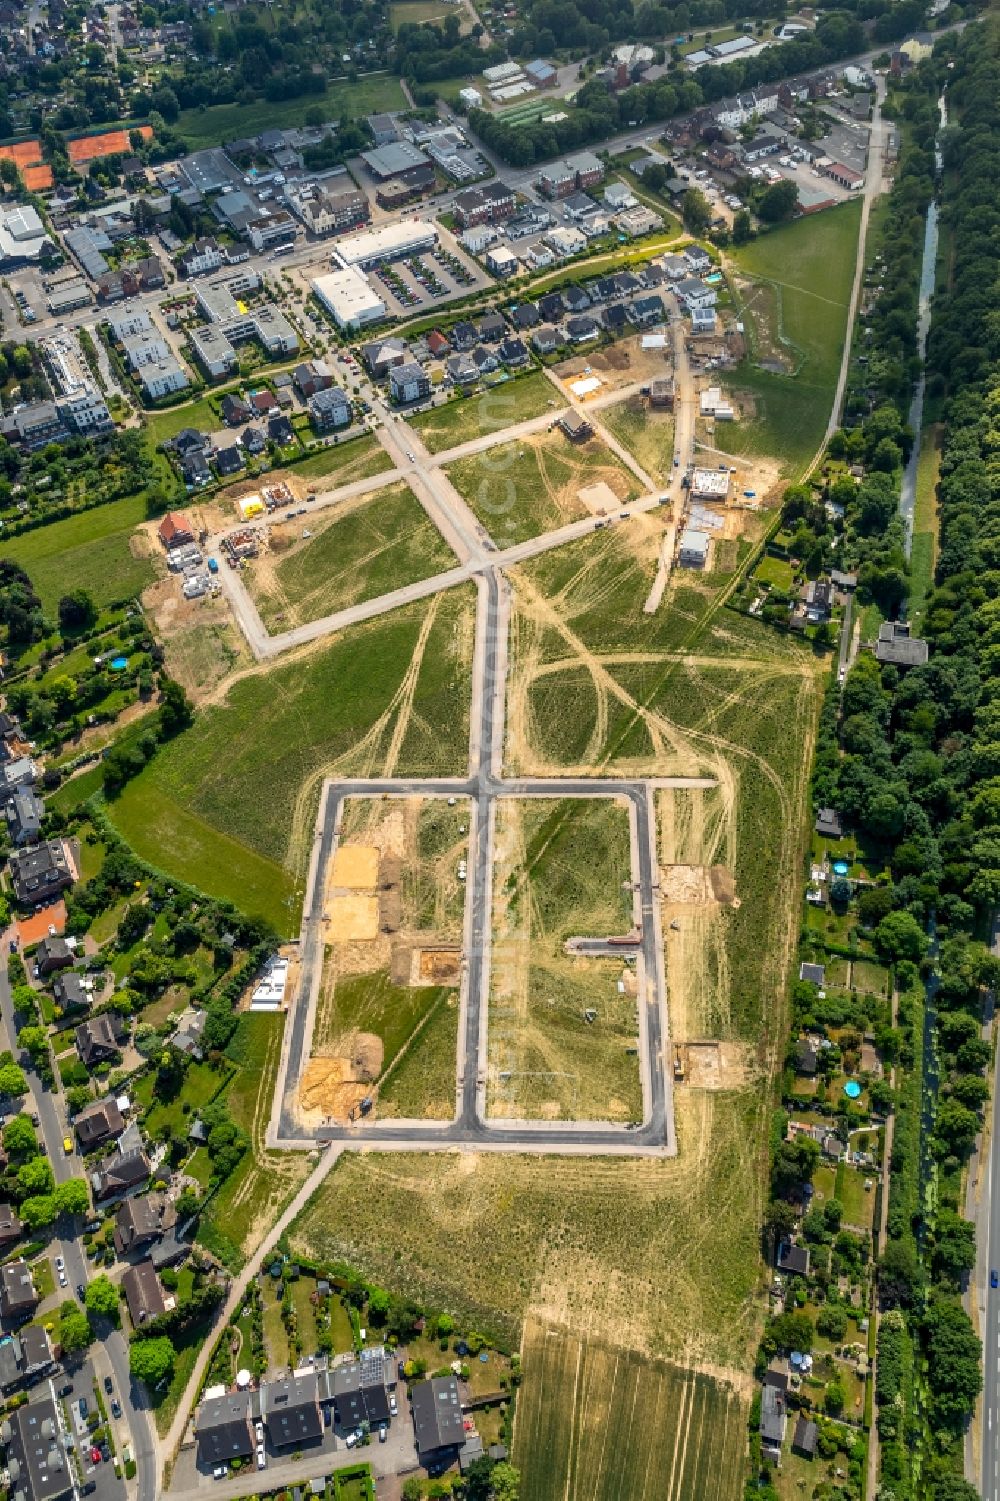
409,373,563,454
0,495,156,613
176,75,406,149
726,201,863,475
516,1320,747,1501
106,590,476,932
488,796,640,1121
248,481,456,632
447,431,641,546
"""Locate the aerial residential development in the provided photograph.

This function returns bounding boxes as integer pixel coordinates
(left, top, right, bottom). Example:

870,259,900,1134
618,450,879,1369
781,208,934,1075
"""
0,4,992,1501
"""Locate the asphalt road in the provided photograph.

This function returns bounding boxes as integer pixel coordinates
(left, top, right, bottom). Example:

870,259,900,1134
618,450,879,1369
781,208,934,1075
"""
274,552,688,1156
0,949,157,1501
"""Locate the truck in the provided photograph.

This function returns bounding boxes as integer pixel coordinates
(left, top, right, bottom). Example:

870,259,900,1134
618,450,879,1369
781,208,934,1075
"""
207,557,219,575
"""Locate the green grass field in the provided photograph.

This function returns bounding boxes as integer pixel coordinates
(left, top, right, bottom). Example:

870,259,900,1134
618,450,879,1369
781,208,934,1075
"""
291,437,394,483
726,201,863,476
248,482,456,633
377,991,459,1118
409,373,563,454
317,970,450,1072
176,75,406,149
144,395,226,449
488,796,641,1122
197,1014,311,1270
516,1321,747,1501
601,397,674,485
0,496,156,613
105,591,475,932
446,430,641,546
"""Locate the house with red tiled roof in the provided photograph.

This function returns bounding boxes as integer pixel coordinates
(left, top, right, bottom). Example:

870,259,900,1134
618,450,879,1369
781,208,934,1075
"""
157,512,195,549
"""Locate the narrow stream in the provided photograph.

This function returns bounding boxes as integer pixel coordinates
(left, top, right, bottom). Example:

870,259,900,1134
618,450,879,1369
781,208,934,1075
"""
898,92,947,558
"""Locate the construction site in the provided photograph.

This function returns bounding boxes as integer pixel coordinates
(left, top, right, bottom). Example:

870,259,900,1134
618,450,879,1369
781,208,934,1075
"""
299,794,468,1125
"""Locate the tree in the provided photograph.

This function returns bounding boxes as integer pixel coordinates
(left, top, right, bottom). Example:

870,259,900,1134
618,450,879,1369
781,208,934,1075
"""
873,910,928,964
681,187,711,235
732,208,752,244
758,179,798,222
57,590,98,633
367,1288,391,1325
879,1237,923,1309
824,1376,846,1415
817,1304,848,1340
19,1194,55,1230
17,1025,49,1063
402,1483,423,1501
932,1209,976,1288
85,1274,120,1322
491,1463,521,1501
0,1062,28,1096
770,1310,814,1352
935,1098,980,1160
921,1294,981,1433
54,1178,90,1217
17,1155,54,1195
2,1114,36,1156
858,886,894,927
129,1335,176,1385
59,1302,93,1354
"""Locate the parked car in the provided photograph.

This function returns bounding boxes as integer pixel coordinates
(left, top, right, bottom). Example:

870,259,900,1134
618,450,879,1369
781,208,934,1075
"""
59,1382,73,1398
90,1446,101,1464
255,1422,263,1443
257,1447,266,1470
389,1394,398,1416
111,1401,121,1420
379,1425,387,1443
104,1377,113,1395
992,1269,998,1289
213,1466,227,1480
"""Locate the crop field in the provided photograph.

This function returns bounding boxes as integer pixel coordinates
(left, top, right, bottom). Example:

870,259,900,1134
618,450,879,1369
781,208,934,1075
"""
195,1014,311,1269
106,590,476,931
176,76,406,149
409,373,563,454
0,495,157,613
247,481,456,632
516,1320,747,1501
726,201,862,476
446,430,641,546
600,397,675,485
488,796,641,1121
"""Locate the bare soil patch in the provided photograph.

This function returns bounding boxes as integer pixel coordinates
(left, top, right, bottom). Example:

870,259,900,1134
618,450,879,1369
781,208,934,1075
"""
577,481,620,515
328,894,379,941
299,1033,384,1124
331,845,379,890
554,336,671,392
679,1040,751,1090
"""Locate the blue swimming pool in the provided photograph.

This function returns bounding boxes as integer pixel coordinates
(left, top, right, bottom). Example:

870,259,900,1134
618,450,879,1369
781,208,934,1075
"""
832,860,849,876
844,1080,862,1100
109,656,128,671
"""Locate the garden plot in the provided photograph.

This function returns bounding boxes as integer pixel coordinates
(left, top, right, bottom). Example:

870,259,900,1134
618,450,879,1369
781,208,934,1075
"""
446,430,642,547
487,796,642,1123
245,481,456,634
303,795,469,1123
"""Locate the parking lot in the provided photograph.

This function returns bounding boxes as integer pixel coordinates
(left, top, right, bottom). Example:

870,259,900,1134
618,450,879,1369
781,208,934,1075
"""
57,1358,128,1501
170,1396,419,1494
369,242,486,317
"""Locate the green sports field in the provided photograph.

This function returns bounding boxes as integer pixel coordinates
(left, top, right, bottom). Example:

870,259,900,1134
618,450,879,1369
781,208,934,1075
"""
0,496,156,614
